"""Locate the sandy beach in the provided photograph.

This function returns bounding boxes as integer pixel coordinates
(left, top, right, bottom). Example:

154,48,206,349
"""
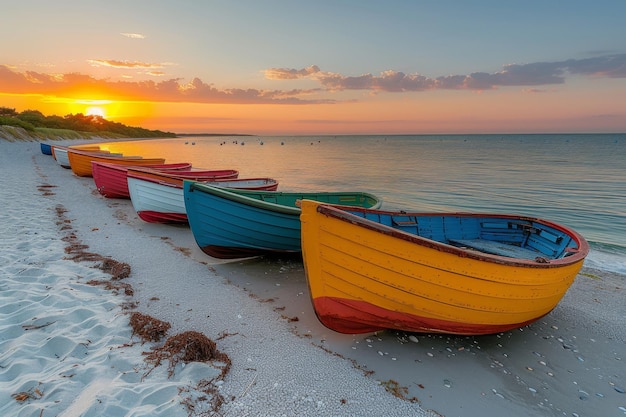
1,137,624,417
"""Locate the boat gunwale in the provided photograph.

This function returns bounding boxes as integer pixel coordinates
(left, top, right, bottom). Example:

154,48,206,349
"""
313,203,589,268
186,180,382,215
92,161,192,172
67,147,164,162
127,167,240,181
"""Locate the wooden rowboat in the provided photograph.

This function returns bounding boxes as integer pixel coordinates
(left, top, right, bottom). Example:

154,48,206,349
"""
51,146,72,168
40,143,53,155
299,200,589,335
67,148,166,177
126,167,242,223
51,145,114,169
183,180,382,259
91,161,193,199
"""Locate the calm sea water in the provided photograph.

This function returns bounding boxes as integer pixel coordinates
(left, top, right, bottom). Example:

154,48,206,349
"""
101,134,626,275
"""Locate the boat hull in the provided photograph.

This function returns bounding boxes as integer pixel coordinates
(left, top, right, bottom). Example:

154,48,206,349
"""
40,143,52,155
183,181,382,259
51,146,71,168
92,162,192,199
127,176,188,223
299,200,589,335
127,176,279,224
127,167,240,187
127,168,242,223
67,149,166,177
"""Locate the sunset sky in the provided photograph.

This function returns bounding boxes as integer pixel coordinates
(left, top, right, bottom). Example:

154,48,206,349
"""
2,1,625,135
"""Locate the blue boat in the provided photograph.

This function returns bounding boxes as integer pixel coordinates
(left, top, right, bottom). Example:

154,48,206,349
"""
40,143,53,155
183,180,382,259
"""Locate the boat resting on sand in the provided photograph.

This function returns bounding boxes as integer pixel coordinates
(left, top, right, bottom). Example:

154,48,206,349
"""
299,200,589,335
183,180,382,259
91,161,192,198
67,148,166,177
127,166,240,187
51,145,114,169
126,167,244,223
40,143,53,155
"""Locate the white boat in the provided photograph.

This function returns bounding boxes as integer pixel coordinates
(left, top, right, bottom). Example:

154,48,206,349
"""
127,175,188,223
51,146,71,168
127,167,278,224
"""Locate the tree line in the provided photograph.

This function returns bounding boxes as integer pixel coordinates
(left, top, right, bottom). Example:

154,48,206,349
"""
0,107,175,138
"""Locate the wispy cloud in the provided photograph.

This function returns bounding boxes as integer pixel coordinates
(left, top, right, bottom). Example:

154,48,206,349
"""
87,59,171,69
267,53,626,92
264,65,321,80
120,32,146,39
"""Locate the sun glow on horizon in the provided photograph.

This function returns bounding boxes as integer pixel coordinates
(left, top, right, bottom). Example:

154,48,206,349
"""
85,106,106,118
75,99,112,118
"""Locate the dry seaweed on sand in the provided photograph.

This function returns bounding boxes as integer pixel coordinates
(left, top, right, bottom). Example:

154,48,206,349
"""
141,331,232,416
130,312,171,343
144,331,231,378
85,279,134,296
99,257,131,280
11,385,44,403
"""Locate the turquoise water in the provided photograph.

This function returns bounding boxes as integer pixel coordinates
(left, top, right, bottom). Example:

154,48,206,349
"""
103,133,626,274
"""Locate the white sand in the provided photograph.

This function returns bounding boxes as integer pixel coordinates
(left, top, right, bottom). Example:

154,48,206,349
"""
1,138,625,417
1,140,438,416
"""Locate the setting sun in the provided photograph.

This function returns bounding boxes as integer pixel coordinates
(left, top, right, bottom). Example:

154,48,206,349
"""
86,106,106,118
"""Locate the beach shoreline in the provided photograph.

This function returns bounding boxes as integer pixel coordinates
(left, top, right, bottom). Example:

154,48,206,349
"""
1,137,624,417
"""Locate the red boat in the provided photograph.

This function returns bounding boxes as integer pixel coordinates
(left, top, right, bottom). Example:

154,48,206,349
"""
91,161,193,198
127,167,240,187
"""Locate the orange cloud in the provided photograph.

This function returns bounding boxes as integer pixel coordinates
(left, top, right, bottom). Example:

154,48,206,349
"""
0,65,332,105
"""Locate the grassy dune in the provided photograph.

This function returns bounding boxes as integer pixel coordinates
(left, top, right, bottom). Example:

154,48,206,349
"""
0,125,128,142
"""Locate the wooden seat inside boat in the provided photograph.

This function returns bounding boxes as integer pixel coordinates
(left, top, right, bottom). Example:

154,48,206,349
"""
448,238,544,260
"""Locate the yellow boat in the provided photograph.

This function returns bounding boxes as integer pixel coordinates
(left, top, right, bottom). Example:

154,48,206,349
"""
67,148,166,177
299,200,589,335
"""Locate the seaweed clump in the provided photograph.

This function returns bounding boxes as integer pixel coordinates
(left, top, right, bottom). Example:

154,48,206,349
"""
144,331,231,378
100,258,131,280
130,312,171,343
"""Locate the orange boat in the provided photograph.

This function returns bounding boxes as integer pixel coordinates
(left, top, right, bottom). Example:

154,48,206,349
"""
299,200,589,335
67,148,166,177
